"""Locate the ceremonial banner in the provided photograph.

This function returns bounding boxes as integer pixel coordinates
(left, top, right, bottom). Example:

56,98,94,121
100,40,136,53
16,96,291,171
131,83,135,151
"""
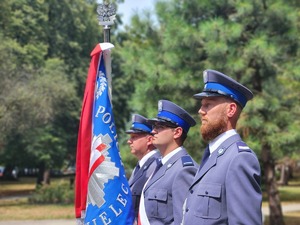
75,43,134,225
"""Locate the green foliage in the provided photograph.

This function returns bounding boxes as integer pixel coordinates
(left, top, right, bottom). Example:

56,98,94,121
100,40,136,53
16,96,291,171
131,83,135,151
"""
0,0,100,171
0,56,79,168
29,180,74,204
116,0,300,164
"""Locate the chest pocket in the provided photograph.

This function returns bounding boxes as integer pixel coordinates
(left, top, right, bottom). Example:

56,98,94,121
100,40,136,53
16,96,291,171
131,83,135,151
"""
147,189,168,219
194,183,222,219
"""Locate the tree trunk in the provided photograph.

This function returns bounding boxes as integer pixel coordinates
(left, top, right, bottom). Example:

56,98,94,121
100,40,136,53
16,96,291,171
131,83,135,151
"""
278,164,289,186
36,162,51,186
36,162,45,186
43,169,50,185
261,144,285,225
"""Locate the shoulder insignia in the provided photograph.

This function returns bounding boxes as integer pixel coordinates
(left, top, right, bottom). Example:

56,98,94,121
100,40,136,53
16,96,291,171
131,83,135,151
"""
181,155,194,167
236,141,251,153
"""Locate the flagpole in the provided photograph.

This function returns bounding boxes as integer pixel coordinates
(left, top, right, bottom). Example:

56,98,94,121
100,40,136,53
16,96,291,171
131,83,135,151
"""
76,2,134,224
96,1,116,104
97,1,116,42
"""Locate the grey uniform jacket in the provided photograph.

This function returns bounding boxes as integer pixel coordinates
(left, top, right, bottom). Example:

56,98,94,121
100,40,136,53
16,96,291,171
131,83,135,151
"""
128,151,161,219
182,134,262,225
143,148,198,225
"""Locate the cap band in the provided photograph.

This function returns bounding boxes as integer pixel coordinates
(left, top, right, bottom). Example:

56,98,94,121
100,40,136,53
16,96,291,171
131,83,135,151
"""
132,122,152,133
157,110,190,133
204,82,247,107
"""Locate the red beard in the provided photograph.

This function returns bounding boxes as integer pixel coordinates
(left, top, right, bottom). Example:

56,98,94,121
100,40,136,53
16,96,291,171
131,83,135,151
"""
200,113,227,141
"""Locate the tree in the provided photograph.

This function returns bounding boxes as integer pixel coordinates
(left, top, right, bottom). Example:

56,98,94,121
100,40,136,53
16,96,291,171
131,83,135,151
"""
116,0,300,224
0,0,140,184
0,51,78,184
0,0,101,184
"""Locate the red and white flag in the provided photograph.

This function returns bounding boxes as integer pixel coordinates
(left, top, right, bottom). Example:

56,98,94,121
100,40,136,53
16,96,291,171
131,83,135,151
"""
75,43,134,225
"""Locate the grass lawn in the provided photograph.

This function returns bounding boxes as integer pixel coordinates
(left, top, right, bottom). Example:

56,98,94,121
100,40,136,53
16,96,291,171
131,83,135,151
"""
0,177,74,220
1,175,300,223
0,177,36,198
278,184,300,202
0,198,74,220
262,173,300,202
262,176,300,224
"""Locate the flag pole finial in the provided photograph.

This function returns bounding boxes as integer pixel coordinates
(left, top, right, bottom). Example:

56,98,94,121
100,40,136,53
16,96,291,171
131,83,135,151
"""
97,1,116,43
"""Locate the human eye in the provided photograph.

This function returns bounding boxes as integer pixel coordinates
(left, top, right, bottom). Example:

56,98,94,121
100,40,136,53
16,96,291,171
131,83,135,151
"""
201,102,209,109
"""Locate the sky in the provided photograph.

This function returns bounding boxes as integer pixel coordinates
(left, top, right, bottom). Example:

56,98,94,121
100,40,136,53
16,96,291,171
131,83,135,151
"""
118,0,156,26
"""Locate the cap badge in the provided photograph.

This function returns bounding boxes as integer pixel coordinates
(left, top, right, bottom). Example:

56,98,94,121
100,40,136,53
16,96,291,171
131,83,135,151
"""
158,101,163,112
203,70,208,83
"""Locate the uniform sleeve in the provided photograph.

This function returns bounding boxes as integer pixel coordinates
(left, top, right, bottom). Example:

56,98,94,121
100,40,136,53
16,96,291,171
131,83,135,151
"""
226,152,262,225
172,165,197,225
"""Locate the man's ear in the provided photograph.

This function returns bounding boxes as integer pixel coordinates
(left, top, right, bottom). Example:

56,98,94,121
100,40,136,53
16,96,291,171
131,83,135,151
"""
173,127,183,139
147,135,154,144
227,102,237,118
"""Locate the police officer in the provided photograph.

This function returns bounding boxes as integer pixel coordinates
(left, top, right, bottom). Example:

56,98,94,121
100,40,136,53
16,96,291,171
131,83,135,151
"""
182,69,262,225
126,114,161,222
139,100,198,225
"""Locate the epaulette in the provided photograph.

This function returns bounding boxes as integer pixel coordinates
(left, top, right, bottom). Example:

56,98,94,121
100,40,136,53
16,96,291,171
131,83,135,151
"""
181,155,194,167
236,141,251,153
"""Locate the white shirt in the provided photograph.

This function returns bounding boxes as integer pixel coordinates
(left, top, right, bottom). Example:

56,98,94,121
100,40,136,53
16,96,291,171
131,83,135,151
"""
209,129,237,154
161,146,183,165
139,149,159,168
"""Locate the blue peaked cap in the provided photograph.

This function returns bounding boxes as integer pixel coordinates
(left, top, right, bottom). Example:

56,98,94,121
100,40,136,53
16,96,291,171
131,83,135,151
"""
193,69,253,108
126,114,152,134
147,100,196,133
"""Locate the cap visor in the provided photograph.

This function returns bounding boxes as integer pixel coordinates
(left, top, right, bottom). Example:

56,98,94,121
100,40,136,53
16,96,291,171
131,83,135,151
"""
125,129,148,134
193,92,224,99
146,118,164,125
147,118,178,127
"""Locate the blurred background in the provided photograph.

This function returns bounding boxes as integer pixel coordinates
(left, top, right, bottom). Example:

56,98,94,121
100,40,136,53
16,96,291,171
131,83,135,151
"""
0,0,299,224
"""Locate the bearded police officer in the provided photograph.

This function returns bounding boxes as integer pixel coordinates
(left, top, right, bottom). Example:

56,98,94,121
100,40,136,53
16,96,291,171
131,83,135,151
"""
182,70,262,225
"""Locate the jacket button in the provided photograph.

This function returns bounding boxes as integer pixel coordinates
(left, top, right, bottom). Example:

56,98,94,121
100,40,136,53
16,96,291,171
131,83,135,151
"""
205,191,208,195
190,189,193,194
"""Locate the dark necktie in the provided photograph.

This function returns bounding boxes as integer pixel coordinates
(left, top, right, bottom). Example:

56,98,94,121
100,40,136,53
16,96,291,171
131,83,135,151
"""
152,158,163,176
133,163,140,176
199,146,210,170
